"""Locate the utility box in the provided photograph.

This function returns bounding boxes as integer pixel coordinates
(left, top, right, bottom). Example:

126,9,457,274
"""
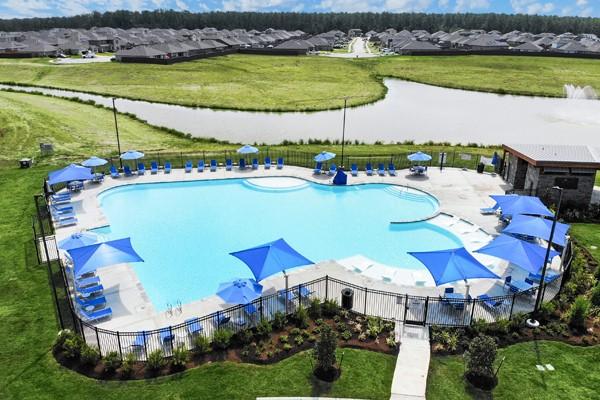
40,143,54,155
19,158,32,168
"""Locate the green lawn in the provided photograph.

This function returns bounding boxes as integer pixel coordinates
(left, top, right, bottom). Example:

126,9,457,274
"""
427,341,600,400
570,223,600,261
1,54,599,111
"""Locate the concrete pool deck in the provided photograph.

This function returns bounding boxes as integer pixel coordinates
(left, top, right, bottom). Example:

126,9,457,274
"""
52,165,561,332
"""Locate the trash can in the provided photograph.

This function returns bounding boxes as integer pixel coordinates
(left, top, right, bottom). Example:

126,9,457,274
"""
341,288,354,310
477,162,485,174
19,158,32,168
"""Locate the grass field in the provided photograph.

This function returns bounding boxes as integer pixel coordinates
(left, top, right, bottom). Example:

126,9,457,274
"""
427,341,600,400
570,223,600,261
0,54,599,111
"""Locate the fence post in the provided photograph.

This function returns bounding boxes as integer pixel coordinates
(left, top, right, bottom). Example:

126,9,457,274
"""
180,152,184,168
259,297,264,321
364,287,368,315
169,326,174,353
325,275,329,300
509,294,516,319
424,296,429,324
470,299,476,325
117,331,123,360
95,326,101,354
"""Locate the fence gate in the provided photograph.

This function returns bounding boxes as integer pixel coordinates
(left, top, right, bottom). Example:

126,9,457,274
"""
404,295,428,326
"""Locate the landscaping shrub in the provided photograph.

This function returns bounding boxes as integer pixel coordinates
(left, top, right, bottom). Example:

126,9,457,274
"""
121,352,136,378
256,319,272,337
386,335,397,348
146,349,166,372
308,335,317,342
294,336,304,346
62,336,84,360
282,343,292,351
301,329,310,338
590,284,600,307
193,334,211,354
279,335,289,344
464,335,498,390
539,301,557,322
171,345,189,371
212,328,234,350
341,330,352,341
290,327,301,336
322,299,340,317
272,311,287,330
52,329,78,355
103,351,121,373
294,305,309,329
235,328,254,345
336,322,347,332
569,295,591,330
315,318,324,326
308,298,322,319
80,344,101,366
313,324,338,381
367,316,383,338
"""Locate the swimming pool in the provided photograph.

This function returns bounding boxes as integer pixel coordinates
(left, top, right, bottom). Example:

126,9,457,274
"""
97,178,462,310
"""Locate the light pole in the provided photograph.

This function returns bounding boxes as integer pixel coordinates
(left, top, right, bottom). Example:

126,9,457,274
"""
112,98,123,169
528,186,563,327
340,96,348,170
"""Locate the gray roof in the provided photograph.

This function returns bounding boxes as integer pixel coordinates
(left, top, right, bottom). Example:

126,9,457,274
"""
503,144,600,168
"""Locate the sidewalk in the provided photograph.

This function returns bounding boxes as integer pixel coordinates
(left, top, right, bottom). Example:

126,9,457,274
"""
390,324,430,400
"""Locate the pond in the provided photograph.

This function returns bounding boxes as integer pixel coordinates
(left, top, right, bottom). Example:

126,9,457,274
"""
3,79,600,145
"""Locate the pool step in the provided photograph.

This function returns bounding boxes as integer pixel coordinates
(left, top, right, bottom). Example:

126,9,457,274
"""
383,187,433,203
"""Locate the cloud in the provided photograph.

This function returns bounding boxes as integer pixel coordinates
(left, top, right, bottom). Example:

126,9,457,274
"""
384,0,432,12
438,0,450,8
222,0,289,11
454,0,491,12
510,0,555,14
576,0,587,6
317,0,380,12
174,0,189,10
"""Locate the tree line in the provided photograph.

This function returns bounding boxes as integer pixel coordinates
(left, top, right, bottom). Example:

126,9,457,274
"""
2,10,600,35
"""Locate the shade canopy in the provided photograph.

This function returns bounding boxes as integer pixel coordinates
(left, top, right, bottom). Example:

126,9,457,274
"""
314,151,336,162
58,232,101,251
67,238,144,278
408,151,432,162
120,150,145,160
230,238,314,282
217,278,263,304
48,164,94,185
81,156,108,167
491,195,553,217
237,145,259,154
475,234,559,274
502,215,570,247
408,247,499,286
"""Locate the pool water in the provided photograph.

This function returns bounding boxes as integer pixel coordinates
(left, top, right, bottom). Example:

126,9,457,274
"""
98,178,462,310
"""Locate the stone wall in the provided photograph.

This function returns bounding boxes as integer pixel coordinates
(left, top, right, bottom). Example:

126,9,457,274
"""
505,154,528,190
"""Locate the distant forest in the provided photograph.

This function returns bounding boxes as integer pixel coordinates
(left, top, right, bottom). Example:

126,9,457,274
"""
2,10,600,35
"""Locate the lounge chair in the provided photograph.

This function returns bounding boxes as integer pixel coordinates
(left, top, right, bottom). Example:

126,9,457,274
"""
51,209,76,220
151,161,158,174
75,275,100,288
277,157,284,169
159,327,175,346
124,165,133,177
278,289,295,302
296,285,313,299
77,284,104,297
365,163,373,176
264,157,271,169
225,159,232,171
80,307,112,322
131,331,147,350
210,159,217,172
388,163,397,176
314,162,323,175
51,203,73,213
185,317,204,335
213,312,230,326
527,272,560,284
110,165,120,178
164,161,172,174
137,163,146,175
197,160,205,172
68,181,84,192
477,294,507,310
252,158,259,170
75,295,107,309
51,192,71,202
54,217,77,227
244,303,258,316
328,164,337,176
377,163,385,176
480,206,497,215
350,163,358,177
239,159,246,169
505,276,534,293
92,173,104,183
185,160,193,173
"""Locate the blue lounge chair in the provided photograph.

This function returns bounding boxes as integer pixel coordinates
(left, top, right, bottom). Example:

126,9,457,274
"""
210,159,217,172
477,294,507,310
328,164,337,176
185,317,203,335
527,272,560,284
77,284,104,297
252,158,258,169
137,163,146,175
92,173,104,183
159,327,175,345
185,160,193,173
244,303,258,316
388,163,397,176
51,203,73,213
277,157,284,169
197,160,205,172
314,162,323,174
76,275,100,288
239,159,246,169
350,163,358,176
124,165,133,177
377,163,385,176
278,289,295,302
54,217,77,227
110,165,120,178
213,312,230,326
264,157,271,169
80,307,112,322
151,161,158,174
225,159,232,171
131,331,147,350
297,285,313,298
51,192,71,202
164,161,172,174
365,163,373,176
51,209,76,220
75,295,106,309
505,276,534,293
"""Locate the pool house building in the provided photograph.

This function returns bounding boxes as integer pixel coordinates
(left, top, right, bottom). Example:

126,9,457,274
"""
501,143,600,208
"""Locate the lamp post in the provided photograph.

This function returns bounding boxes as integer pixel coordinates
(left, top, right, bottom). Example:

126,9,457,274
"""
528,186,563,328
112,98,123,169
340,96,348,170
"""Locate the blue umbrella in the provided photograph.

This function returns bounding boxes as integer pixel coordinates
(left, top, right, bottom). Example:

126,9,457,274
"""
475,234,559,274
120,150,145,160
498,196,554,218
314,151,336,162
230,238,314,282
217,278,263,304
409,247,500,287
67,237,144,278
48,164,94,185
58,232,101,251
237,145,259,154
408,151,432,162
502,215,570,247
82,156,108,167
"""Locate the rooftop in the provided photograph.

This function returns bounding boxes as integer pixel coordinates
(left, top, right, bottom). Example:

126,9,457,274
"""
503,143,600,168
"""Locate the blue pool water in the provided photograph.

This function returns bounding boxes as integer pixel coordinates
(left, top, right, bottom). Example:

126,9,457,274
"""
97,178,462,310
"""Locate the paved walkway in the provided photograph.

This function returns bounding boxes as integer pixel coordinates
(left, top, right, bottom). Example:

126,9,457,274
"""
390,324,430,400
321,37,378,58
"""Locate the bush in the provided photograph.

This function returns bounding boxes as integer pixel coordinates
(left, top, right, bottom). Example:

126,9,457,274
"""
121,352,136,377
313,324,337,378
341,330,352,341
279,335,289,343
171,345,189,370
590,284,600,307
367,316,383,338
464,335,497,390
80,344,101,366
193,334,211,354
301,329,310,338
52,329,77,354
103,351,121,373
282,343,292,351
308,335,317,342
235,328,254,345
62,336,84,360
212,328,234,350
308,298,322,319
294,305,309,329
386,335,397,348
315,318,324,326
294,336,304,346
256,319,273,337
146,349,166,372
539,301,557,322
272,312,287,330
569,296,591,330
290,327,301,336
322,299,340,317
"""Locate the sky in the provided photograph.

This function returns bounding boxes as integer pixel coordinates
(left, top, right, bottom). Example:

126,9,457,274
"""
0,0,597,19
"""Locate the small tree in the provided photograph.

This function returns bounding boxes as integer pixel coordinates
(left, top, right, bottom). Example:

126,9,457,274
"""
464,335,498,390
569,296,590,331
313,324,338,381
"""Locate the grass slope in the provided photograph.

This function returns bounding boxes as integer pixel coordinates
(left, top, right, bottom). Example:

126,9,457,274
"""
427,341,600,400
571,223,600,261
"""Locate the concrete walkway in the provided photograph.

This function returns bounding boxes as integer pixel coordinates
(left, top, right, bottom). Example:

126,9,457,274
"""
390,324,430,400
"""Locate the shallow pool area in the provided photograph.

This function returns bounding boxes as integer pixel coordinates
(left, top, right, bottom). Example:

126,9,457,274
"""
97,178,462,310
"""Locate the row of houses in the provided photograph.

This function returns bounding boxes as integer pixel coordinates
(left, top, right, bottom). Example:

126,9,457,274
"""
367,28,600,55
